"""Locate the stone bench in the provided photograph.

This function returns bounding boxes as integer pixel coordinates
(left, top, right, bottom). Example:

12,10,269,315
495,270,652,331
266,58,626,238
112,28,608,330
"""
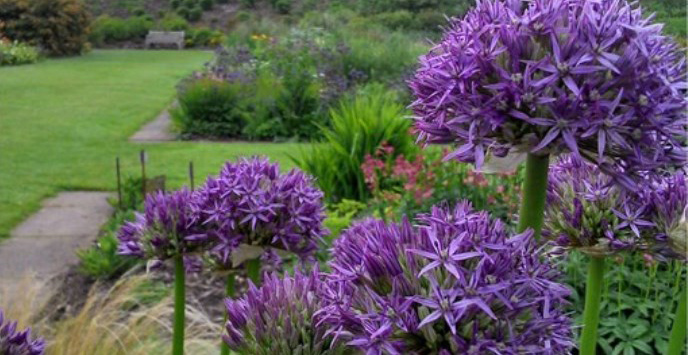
145,31,185,49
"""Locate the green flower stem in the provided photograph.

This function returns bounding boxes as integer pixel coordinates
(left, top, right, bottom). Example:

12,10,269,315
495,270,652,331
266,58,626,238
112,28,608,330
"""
246,258,262,285
173,255,186,355
516,153,550,240
668,285,687,355
580,256,605,355
220,273,236,355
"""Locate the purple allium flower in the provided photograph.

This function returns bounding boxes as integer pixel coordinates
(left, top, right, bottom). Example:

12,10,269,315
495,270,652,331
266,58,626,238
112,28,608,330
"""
645,170,687,260
117,189,206,261
319,203,573,354
544,156,652,255
410,0,687,189
0,309,45,355
194,157,327,268
223,269,345,354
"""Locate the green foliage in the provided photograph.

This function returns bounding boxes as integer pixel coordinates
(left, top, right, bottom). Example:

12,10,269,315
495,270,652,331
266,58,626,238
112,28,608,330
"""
0,40,39,66
563,252,687,354
186,27,224,47
159,12,190,31
187,6,202,21
271,0,291,14
172,78,250,139
199,0,213,11
374,10,414,30
0,0,91,56
363,147,523,223
293,84,418,202
90,15,153,45
337,24,427,83
170,0,182,9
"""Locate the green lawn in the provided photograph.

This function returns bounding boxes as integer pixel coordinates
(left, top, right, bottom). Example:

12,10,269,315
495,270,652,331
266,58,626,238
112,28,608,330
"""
0,50,304,238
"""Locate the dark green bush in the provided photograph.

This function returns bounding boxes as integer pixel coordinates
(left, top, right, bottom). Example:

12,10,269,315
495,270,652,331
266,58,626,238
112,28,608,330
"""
271,0,291,14
292,84,418,202
199,0,213,10
187,27,223,47
90,15,153,45
132,7,145,16
187,6,202,21
0,0,91,56
170,0,181,8
172,78,249,139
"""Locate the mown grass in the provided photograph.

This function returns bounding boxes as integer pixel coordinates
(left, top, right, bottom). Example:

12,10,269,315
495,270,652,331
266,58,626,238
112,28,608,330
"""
0,50,303,238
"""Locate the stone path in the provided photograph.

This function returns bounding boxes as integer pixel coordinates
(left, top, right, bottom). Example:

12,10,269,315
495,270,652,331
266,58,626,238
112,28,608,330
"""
0,192,113,284
129,107,175,142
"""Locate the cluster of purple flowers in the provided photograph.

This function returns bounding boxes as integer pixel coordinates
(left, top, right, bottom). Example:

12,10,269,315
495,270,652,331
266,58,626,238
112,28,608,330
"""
223,270,346,354
315,203,572,354
0,309,45,355
545,156,687,260
194,157,327,268
118,189,205,261
117,157,327,271
410,0,686,189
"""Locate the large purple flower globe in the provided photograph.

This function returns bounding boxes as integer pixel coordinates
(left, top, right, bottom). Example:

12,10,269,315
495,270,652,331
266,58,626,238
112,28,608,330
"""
318,203,573,354
645,170,687,261
194,157,327,267
410,0,686,188
117,189,206,261
223,270,345,354
0,309,45,355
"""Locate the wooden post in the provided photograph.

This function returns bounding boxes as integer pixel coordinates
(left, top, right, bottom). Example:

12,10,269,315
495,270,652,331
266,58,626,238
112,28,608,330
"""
189,161,195,191
116,157,123,210
140,150,147,198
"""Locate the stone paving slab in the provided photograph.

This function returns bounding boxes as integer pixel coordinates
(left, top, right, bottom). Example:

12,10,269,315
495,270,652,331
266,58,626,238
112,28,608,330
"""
129,107,175,142
0,192,113,283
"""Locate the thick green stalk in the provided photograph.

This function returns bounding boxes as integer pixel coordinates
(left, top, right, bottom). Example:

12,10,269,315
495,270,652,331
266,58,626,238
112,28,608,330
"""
668,285,687,355
173,255,186,355
220,274,236,355
516,154,550,240
246,258,262,285
580,256,605,355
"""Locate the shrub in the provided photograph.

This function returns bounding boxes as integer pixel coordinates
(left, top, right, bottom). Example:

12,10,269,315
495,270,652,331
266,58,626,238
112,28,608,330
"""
187,6,202,21
362,146,522,222
271,0,291,14
0,0,91,56
159,13,190,31
172,78,249,139
90,15,153,45
188,27,223,47
170,0,181,9
199,0,213,10
292,84,418,202
0,40,39,66
374,10,414,30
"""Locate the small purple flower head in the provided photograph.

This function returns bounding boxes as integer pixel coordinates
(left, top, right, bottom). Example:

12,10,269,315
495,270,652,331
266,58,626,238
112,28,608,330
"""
319,203,573,354
544,157,654,255
410,0,687,189
223,269,345,354
117,189,206,261
194,157,327,268
0,309,45,355
645,170,687,261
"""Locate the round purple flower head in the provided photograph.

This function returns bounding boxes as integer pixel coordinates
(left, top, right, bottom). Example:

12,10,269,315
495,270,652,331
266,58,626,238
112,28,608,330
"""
0,309,45,355
117,189,206,261
645,170,687,261
194,157,327,268
319,203,573,354
410,0,687,189
223,269,346,354
544,156,654,255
